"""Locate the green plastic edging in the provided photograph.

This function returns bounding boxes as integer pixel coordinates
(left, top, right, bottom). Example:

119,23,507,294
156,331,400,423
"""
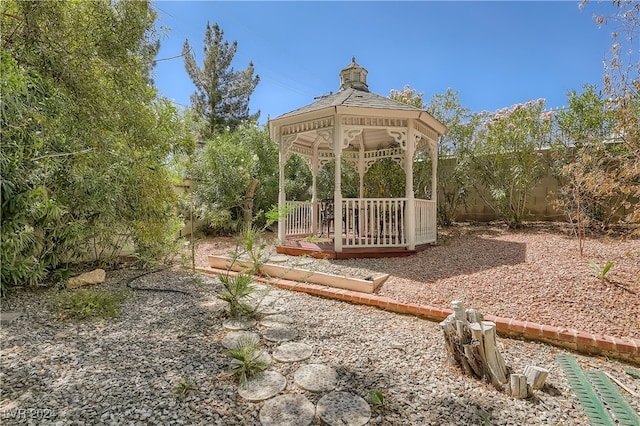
585,371,640,426
556,354,612,426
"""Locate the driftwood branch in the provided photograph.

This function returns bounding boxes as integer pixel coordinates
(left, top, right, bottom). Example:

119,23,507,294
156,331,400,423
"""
440,301,548,398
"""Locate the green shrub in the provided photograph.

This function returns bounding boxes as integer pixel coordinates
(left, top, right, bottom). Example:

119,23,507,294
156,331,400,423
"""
226,334,268,386
50,288,129,320
218,273,255,318
173,377,198,397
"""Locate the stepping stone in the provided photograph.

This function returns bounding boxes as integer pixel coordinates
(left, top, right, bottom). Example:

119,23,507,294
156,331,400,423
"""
256,305,286,315
220,331,261,350
316,392,371,426
272,342,313,363
293,364,337,392
223,318,257,331
259,314,295,328
259,394,315,426
0,312,21,325
292,258,314,267
268,255,290,264
199,298,226,313
263,327,298,343
237,371,287,402
244,294,283,313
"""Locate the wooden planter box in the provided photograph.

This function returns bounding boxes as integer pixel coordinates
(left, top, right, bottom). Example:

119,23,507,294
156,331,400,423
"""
207,255,388,294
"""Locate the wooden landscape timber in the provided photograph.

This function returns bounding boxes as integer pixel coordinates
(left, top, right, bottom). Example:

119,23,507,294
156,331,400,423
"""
440,300,548,399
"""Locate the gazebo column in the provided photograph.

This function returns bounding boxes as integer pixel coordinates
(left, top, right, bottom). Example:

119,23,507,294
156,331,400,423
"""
431,139,438,244
333,118,343,252
277,140,287,244
311,145,319,235
405,121,416,250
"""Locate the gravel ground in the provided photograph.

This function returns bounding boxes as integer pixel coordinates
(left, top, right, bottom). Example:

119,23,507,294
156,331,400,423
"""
198,223,640,340
1,269,639,425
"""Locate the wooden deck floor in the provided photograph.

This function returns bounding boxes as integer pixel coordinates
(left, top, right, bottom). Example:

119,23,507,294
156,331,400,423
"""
276,238,431,259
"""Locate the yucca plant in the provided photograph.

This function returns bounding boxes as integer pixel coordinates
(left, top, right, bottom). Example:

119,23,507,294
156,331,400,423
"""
366,389,386,408
227,334,268,386
588,260,614,281
239,224,268,274
218,272,255,318
173,376,198,397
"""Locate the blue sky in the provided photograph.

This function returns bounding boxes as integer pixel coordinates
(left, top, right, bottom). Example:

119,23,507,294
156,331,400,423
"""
151,1,618,124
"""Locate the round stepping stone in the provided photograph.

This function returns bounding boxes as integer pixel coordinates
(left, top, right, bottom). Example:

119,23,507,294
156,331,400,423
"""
259,314,294,328
256,305,286,315
293,364,337,392
220,331,261,350
268,254,290,264
292,258,314,267
256,351,272,366
237,371,286,401
259,394,315,426
223,318,257,331
272,342,313,363
262,327,298,343
316,392,371,426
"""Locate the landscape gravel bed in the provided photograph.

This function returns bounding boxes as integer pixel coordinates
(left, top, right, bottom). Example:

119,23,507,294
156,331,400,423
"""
1,267,638,425
198,224,640,340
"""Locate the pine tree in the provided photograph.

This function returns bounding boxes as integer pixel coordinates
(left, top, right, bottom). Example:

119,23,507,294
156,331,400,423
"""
182,22,260,137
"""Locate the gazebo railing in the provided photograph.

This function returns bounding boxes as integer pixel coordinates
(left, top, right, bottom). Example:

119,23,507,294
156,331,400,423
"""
284,198,436,248
343,198,407,248
415,199,436,245
284,201,313,236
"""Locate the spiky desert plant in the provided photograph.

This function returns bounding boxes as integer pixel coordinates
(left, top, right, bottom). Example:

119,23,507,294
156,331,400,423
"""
588,260,614,281
173,376,198,397
218,272,255,318
227,334,268,386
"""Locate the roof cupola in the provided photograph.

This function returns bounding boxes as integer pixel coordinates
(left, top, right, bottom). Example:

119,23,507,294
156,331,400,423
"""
339,56,369,92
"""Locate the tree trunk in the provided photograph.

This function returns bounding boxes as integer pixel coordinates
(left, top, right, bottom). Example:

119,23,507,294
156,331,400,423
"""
243,179,259,225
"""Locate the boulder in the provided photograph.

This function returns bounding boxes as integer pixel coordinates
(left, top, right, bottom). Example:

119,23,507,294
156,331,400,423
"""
67,269,106,288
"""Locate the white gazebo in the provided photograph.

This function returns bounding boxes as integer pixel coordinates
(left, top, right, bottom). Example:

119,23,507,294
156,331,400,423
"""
268,58,447,258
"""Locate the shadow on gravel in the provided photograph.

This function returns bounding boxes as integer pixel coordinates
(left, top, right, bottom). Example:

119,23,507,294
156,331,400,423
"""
334,234,526,283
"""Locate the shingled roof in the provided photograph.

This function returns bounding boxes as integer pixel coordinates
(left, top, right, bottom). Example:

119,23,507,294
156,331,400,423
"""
274,88,423,120
274,57,424,120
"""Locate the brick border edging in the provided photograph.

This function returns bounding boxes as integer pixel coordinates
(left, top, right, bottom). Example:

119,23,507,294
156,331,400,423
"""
198,267,640,366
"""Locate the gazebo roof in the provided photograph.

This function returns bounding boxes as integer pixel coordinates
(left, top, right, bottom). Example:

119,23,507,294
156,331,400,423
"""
270,58,446,138
274,87,424,121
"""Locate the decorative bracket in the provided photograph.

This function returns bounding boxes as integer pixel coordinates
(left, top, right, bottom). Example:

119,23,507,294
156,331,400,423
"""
387,129,407,149
342,126,364,149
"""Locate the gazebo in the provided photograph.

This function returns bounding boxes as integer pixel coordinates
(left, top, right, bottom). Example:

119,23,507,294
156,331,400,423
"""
268,58,447,258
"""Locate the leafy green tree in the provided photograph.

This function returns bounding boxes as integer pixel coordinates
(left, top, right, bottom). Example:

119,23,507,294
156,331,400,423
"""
183,22,260,137
425,88,478,225
471,100,551,228
285,155,312,201
317,160,359,200
1,0,191,293
364,158,405,198
189,122,277,232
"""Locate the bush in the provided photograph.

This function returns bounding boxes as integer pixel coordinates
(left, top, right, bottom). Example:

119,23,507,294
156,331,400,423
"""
49,288,129,320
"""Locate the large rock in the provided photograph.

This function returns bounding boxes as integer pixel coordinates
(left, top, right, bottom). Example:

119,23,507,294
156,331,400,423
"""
67,269,106,288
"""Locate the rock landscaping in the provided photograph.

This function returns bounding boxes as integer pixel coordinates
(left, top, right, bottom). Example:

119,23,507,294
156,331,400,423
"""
1,267,639,425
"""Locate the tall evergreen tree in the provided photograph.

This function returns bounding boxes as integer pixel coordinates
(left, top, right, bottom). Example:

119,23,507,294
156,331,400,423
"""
182,22,260,137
